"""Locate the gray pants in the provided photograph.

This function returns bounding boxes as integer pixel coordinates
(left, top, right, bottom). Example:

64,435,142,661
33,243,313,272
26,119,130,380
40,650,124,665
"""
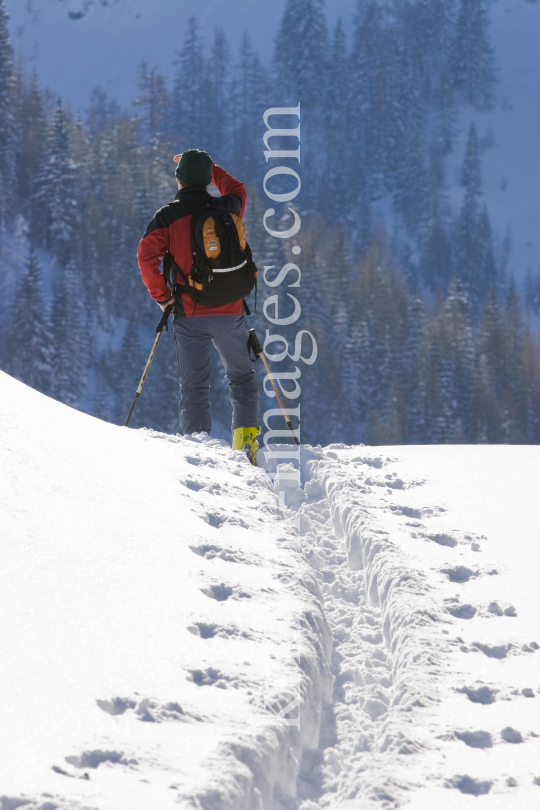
173,313,258,434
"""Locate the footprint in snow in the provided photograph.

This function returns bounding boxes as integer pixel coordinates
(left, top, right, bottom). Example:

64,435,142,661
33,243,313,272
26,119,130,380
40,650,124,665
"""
65,750,137,769
448,775,492,796
445,601,477,619
388,504,423,519
487,601,517,617
96,696,186,723
455,729,493,748
428,532,458,548
200,583,234,601
187,622,248,640
442,565,480,583
187,667,240,689
203,512,249,529
351,455,387,468
96,696,136,715
182,478,206,492
189,544,247,563
501,727,523,743
458,684,497,704
204,512,225,528
1,798,43,810
470,641,513,659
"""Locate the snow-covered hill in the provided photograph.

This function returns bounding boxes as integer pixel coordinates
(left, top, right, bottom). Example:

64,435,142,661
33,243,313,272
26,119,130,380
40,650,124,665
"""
2,371,540,808
0,371,332,810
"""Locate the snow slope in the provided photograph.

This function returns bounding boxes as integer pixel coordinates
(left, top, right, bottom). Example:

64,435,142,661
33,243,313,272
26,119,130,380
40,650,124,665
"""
2,370,540,808
0,371,332,810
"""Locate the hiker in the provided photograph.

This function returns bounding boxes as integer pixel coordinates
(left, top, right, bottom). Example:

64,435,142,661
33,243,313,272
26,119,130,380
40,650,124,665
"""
137,149,260,464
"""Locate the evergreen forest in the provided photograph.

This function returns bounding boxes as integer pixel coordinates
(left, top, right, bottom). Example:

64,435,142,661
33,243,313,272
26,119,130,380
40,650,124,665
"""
0,0,538,446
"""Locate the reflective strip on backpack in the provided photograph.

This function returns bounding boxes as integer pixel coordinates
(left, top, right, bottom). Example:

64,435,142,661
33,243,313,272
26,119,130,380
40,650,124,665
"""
211,259,248,273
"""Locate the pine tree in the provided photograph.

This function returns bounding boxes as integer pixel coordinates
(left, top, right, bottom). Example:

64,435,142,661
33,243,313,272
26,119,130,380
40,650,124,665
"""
93,377,111,423
7,246,53,394
273,0,328,110
414,0,457,80
51,261,88,407
461,121,481,194
449,0,495,110
116,311,145,426
0,0,15,228
173,18,207,148
15,71,47,228
350,3,385,199
86,87,121,137
524,270,540,316
472,290,504,441
521,328,540,443
34,101,79,265
392,3,428,233
230,31,270,182
421,219,452,291
455,123,495,311
273,0,328,203
204,29,231,162
324,20,354,219
134,63,172,204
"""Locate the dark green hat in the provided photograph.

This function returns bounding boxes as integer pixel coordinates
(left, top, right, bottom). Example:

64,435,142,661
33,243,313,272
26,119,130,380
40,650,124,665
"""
175,148,213,186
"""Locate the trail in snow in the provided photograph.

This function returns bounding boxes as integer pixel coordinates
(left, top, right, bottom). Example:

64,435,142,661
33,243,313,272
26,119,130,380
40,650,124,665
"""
263,444,540,809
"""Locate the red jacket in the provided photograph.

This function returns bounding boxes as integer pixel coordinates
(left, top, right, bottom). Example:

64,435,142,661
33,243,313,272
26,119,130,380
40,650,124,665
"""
137,164,247,317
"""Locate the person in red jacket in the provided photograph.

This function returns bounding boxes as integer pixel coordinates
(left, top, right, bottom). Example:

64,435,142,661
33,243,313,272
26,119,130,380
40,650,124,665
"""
137,149,260,463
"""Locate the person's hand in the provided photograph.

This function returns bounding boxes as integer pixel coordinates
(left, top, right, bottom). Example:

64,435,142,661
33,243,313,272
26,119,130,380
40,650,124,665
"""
173,153,182,163
158,296,175,312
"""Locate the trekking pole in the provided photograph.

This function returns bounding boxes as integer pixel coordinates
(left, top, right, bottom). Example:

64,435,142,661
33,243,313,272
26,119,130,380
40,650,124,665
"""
125,304,174,427
247,328,300,445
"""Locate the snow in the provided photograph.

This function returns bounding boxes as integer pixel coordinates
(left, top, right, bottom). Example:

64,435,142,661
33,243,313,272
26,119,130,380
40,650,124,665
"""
2,371,540,808
292,443,540,807
0,371,332,810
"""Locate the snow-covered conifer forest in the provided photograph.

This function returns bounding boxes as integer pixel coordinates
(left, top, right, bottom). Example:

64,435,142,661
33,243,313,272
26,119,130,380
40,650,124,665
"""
0,0,539,443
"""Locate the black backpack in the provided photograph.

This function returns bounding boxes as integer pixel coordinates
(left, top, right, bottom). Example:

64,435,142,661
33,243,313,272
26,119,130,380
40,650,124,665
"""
164,200,257,308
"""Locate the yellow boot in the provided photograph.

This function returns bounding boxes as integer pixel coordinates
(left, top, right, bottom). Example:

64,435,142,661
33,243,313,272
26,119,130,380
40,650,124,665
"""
232,426,261,466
